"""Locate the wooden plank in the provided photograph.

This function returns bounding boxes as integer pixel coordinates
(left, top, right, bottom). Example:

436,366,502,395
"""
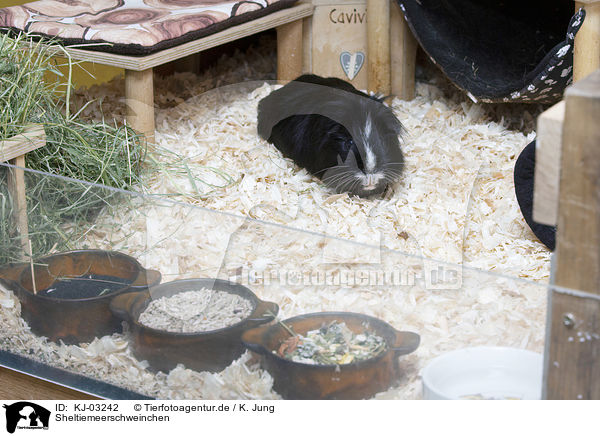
45,4,314,71
125,68,155,145
367,0,391,94
545,69,600,399
574,1,600,82
0,125,46,163
6,155,29,259
302,15,313,74
277,19,304,81
544,290,600,399
554,71,600,291
390,0,417,100
0,367,98,400
532,101,565,226
311,0,364,5
1,125,45,260
310,3,368,89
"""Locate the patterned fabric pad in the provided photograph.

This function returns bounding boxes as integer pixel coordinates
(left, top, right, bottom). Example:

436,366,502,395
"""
397,0,584,104
0,0,297,55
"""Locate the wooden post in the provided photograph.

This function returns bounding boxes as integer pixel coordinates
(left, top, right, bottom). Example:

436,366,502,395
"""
0,124,45,261
125,68,155,146
544,70,600,399
302,15,313,75
367,0,391,95
277,20,304,82
574,1,600,82
390,0,417,100
6,156,29,258
532,101,565,226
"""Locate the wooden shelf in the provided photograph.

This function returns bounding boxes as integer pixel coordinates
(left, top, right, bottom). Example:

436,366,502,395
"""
46,3,314,71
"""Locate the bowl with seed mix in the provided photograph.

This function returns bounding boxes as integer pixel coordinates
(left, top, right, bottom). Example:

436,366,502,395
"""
109,278,279,373
241,311,420,399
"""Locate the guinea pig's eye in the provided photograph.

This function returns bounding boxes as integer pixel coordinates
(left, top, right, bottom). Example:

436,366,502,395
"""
339,138,354,154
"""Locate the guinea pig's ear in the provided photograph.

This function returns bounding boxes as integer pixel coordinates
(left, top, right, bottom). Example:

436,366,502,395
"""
372,93,390,103
381,107,405,137
343,149,358,167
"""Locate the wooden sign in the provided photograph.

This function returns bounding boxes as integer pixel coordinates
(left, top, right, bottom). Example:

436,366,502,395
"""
308,1,368,89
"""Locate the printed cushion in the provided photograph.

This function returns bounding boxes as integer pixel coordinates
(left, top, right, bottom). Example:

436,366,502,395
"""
397,0,584,103
0,0,298,55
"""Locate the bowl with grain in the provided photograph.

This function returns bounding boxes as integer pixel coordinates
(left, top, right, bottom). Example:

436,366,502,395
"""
109,278,279,373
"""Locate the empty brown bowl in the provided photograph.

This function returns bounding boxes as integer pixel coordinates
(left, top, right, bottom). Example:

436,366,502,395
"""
241,311,420,399
109,278,279,373
0,261,27,282
15,250,161,344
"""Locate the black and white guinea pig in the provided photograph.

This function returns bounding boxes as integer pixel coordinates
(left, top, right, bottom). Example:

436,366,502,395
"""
257,74,405,197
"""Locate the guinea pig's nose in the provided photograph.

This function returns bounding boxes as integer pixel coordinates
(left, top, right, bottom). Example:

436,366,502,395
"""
364,174,377,189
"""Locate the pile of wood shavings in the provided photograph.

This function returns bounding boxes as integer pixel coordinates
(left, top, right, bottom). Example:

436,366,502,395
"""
0,38,553,400
138,289,252,333
72,47,550,280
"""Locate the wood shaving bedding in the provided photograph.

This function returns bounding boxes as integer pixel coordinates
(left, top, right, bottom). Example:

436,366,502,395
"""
0,37,552,399
73,55,550,279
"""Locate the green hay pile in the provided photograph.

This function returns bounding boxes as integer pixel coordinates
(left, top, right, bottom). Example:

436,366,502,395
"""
0,33,145,264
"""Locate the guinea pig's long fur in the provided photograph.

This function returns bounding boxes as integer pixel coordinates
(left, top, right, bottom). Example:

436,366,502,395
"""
257,74,405,197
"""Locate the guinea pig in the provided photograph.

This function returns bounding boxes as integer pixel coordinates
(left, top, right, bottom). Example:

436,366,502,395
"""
257,74,405,197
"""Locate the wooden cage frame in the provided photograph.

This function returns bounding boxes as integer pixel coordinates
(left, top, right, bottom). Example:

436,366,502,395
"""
1,0,599,399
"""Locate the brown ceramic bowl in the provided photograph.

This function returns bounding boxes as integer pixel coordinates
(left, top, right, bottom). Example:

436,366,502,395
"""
14,250,161,344
0,261,28,282
0,261,28,304
241,312,420,399
109,278,279,373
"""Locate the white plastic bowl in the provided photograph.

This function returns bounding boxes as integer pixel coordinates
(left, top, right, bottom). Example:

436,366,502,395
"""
422,346,543,400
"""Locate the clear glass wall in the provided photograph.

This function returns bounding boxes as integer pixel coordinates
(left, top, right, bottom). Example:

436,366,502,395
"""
0,164,548,399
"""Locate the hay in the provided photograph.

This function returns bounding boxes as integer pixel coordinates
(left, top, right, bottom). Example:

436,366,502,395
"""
0,33,145,264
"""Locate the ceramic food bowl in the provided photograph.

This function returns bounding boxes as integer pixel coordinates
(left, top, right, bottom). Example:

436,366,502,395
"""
109,278,279,373
14,250,161,344
241,311,420,399
0,261,27,282
421,346,543,400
